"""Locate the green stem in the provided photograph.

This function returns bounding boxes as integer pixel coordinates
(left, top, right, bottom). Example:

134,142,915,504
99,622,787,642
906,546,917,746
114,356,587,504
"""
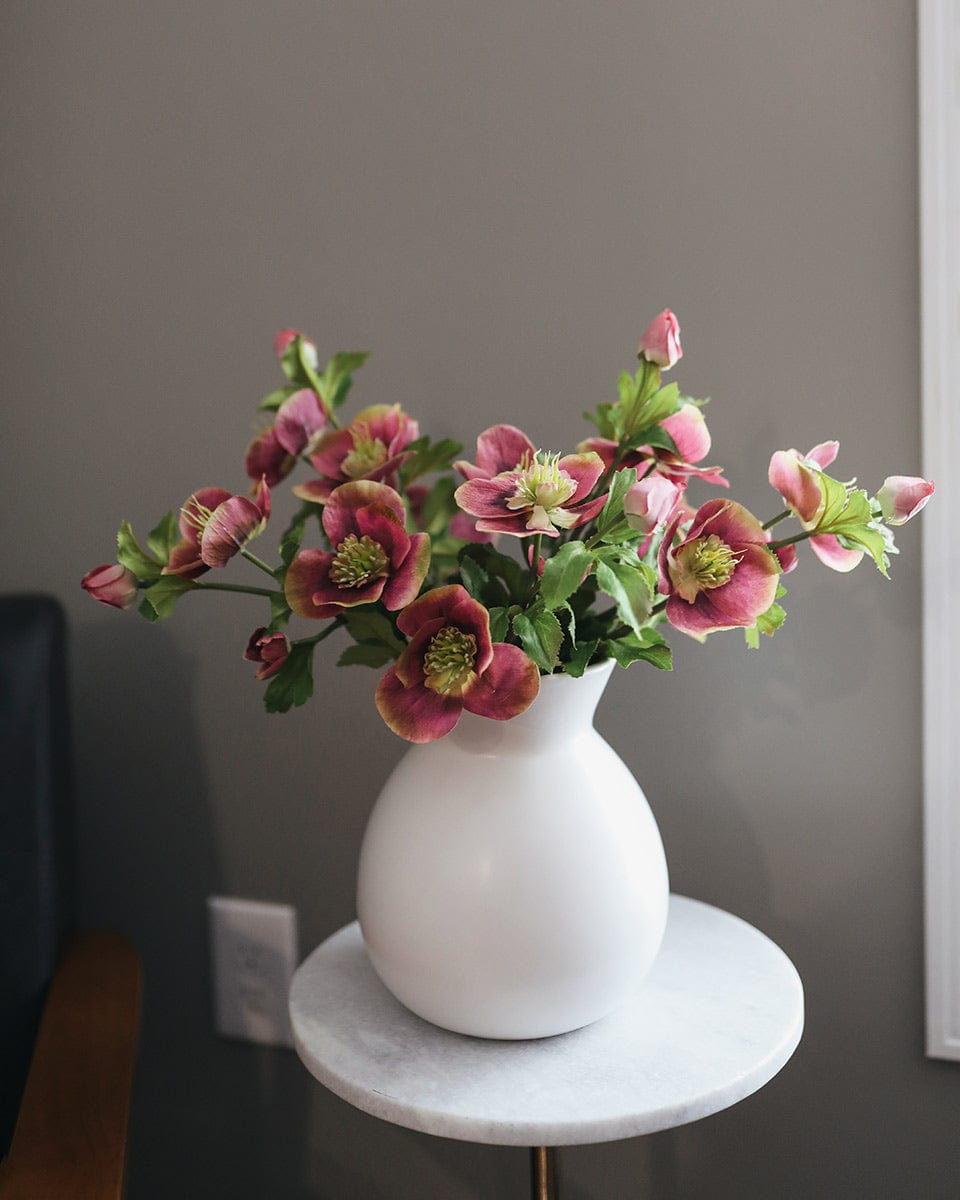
194,581,279,599
241,549,280,578
762,509,793,532
295,616,346,648
527,534,543,600
768,530,813,551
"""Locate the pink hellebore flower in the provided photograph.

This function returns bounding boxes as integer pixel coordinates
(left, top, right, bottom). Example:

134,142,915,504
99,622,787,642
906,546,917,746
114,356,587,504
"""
273,388,327,457
876,476,935,526
245,427,295,487
273,328,318,368
767,441,863,572
284,481,430,619
454,424,537,481
163,479,271,578
658,499,781,638
623,475,683,534
580,405,727,490
638,309,682,369
244,627,290,680
293,404,419,504
81,563,139,610
375,585,541,743
454,450,607,538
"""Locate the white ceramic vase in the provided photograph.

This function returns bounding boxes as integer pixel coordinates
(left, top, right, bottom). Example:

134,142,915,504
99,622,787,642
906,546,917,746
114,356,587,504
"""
356,659,669,1039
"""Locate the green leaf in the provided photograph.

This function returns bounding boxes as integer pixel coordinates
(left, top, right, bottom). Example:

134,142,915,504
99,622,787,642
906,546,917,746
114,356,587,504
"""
137,575,196,622
459,543,526,605
337,643,395,668
269,594,292,630
603,628,672,670
317,351,370,414
635,382,680,430
512,605,563,672
263,642,314,712
279,503,318,567
595,557,654,636
458,553,490,601
419,476,459,534
258,385,300,412
562,637,599,677
117,521,163,581
343,609,404,654
398,437,463,486
816,475,891,575
538,541,594,611
146,512,179,565
596,467,638,537
487,605,510,642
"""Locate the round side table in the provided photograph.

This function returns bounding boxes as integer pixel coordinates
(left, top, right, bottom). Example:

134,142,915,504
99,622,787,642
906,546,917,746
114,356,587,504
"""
290,895,803,1198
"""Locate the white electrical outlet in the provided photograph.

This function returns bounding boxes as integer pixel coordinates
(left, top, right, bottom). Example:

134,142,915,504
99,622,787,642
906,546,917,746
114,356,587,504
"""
207,896,299,1047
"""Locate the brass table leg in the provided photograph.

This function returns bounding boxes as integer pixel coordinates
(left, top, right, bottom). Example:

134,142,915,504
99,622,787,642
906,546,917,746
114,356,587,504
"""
530,1146,558,1200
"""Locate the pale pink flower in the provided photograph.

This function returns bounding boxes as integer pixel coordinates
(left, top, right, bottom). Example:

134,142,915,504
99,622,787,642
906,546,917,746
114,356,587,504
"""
81,563,138,610
638,309,682,369
876,476,935,526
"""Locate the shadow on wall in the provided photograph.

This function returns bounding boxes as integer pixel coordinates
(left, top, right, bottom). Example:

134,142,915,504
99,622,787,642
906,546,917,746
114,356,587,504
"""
70,616,314,1199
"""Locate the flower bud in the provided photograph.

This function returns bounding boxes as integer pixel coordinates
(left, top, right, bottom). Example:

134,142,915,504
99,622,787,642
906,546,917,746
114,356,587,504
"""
876,476,935,526
244,628,291,681
273,328,319,369
638,309,682,369
81,563,138,610
623,475,682,533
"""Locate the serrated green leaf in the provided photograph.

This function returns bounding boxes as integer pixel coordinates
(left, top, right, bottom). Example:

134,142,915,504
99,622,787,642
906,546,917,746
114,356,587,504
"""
338,643,395,668
604,628,672,670
458,553,490,600
595,557,653,637
137,574,195,621
343,609,404,654
815,476,891,575
146,512,179,565
511,606,563,672
596,467,638,537
562,637,599,677
420,476,459,534
459,543,527,605
117,520,163,581
263,642,314,712
538,541,594,610
399,437,463,486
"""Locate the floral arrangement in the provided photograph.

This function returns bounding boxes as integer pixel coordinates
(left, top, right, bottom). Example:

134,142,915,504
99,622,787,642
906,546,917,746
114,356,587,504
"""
82,311,933,743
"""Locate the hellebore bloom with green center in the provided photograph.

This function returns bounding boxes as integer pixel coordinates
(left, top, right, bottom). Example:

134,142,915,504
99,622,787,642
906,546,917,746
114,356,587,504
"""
293,404,419,504
284,480,430,619
163,479,271,579
375,584,541,742
454,449,607,537
658,499,781,638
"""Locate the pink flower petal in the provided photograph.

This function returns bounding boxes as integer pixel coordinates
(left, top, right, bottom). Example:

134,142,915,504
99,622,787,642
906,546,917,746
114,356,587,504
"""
661,405,711,464
245,427,295,486
453,476,517,519
809,534,864,573
768,450,823,525
200,496,267,568
322,480,407,546
375,667,463,743
557,452,604,498
876,475,935,525
461,643,540,720
381,533,431,610
274,388,327,456
806,441,840,470
638,309,682,369
474,424,536,476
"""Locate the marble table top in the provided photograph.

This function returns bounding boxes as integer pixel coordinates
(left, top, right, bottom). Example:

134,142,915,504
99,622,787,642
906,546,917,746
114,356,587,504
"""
289,894,803,1147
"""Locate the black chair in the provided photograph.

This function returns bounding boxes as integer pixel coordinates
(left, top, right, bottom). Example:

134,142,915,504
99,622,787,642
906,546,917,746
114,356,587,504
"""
0,595,141,1199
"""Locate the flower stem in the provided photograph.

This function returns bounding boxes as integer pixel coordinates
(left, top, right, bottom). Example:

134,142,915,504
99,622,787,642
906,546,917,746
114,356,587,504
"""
194,581,279,599
768,530,813,551
762,509,792,532
241,549,280,578
295,616,346,648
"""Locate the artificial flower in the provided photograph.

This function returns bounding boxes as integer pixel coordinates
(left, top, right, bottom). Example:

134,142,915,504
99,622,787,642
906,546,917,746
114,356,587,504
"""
638,309,682,368
163,479,271,578
454,450,607,538
454,424,536,481
81,563,138,610
623,475,684,534
245,427,295,487
658,499,781,637
294,404,419,504
244,628,291,680
284,481,430,619
273,388,327,457
375,585,540,742
876,476,935,526
274,327,318,368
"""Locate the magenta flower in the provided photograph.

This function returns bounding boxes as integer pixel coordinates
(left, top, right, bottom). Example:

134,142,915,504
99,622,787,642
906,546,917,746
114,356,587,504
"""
876,475,935,525
163,480,271,578
580,404,727,489
454,450,607,538
454,424,537,481
81,563,139,610
623,475,683,534
658,499,781,638
245,427,295,487
767,441,865,572
293,404,419,504
375,585,541,742
244,627,290,680
284,481,430,619
273,388,327,457
638,309,682,369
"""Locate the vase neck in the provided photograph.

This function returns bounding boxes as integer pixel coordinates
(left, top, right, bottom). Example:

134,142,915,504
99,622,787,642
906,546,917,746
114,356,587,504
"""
450,659,615,753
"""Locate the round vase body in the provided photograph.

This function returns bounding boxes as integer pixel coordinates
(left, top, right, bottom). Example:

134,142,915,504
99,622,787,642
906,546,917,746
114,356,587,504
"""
356,660,669,1039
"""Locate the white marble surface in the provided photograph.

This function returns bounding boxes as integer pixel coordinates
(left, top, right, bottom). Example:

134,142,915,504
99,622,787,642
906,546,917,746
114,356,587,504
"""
289,895,803,1146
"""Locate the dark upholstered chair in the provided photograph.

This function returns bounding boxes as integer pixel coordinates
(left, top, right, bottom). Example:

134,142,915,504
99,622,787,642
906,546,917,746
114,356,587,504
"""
0,595,141,1199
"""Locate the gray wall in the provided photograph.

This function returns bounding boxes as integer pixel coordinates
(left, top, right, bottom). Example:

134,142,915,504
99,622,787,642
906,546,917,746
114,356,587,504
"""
3,2,956,1197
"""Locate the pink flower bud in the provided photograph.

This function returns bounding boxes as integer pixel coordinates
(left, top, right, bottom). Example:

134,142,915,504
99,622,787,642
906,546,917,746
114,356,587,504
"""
244,627,291,681
876,476,935,526
623,475,682,533
638,309,682,369
81,563,138,610
273,328,319,369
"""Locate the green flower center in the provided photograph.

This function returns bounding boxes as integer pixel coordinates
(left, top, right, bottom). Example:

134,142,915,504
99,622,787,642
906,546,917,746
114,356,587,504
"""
505,451,578,529
675,533,742,600
423,626,478,696
329,534,389,588
342,427,389,479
